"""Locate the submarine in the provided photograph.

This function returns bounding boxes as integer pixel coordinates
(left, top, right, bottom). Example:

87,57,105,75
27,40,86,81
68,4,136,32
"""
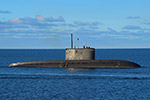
9,34,140,68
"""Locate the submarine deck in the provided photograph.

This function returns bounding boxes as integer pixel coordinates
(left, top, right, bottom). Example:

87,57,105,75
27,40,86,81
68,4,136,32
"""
9,60,140,68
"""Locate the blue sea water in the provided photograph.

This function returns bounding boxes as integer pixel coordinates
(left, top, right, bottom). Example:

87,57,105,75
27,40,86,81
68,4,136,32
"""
0,49,150,100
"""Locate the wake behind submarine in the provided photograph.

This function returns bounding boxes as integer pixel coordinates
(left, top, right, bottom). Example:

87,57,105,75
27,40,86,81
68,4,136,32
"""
9,34,140,68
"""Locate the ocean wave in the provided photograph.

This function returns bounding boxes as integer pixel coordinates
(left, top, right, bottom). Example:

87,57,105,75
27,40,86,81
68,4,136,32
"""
0,73,149,80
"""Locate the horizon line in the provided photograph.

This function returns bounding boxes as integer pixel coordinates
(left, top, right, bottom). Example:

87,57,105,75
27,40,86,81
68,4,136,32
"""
1,47,150,49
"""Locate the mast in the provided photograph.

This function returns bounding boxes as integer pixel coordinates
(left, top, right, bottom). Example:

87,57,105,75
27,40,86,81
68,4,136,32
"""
85,40,87,48
77,38,79,48
71,33,73,49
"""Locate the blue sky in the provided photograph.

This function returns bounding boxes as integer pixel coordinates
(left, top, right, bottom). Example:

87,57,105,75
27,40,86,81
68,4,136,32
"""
0,0,150,49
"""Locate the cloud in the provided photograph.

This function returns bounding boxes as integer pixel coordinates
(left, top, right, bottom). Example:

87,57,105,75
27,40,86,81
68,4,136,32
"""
0,28,52,34
2,15,143,40
36,15,65,22
9,18,23,24
9,17,37,24
9,16,65,24
0,24,29,29
0,15,67,40
0,28,58,39
36,16,45,21
45,16,65,22
69,27,142,40
74,21,101,27
122,25,141,30
6,16,65,29
89,34,140,39
75,27,98,34
87,29,141,40
0,10,11,14
0,21,29,29
143,22,150,25
1,16,102,33
0,23,144,40
67,24,77,27
107,28,118,33
126,16,141,19
88,26,99,29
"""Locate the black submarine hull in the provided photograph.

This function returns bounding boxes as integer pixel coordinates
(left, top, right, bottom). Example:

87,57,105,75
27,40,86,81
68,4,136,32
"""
9,60,140,68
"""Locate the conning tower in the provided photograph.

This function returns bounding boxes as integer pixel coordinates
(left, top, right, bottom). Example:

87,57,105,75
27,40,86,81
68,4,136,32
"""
65,34,95,60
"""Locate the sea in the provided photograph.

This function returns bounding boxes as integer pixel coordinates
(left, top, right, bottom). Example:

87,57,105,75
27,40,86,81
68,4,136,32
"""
0,49,150,100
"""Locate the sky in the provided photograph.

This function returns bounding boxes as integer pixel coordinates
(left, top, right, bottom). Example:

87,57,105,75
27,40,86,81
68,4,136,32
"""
0,0,150,49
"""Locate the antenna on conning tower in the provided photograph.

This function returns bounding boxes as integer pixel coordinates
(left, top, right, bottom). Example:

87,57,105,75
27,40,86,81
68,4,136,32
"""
77,38,79,48
71,33,73,49
85,40,87,48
